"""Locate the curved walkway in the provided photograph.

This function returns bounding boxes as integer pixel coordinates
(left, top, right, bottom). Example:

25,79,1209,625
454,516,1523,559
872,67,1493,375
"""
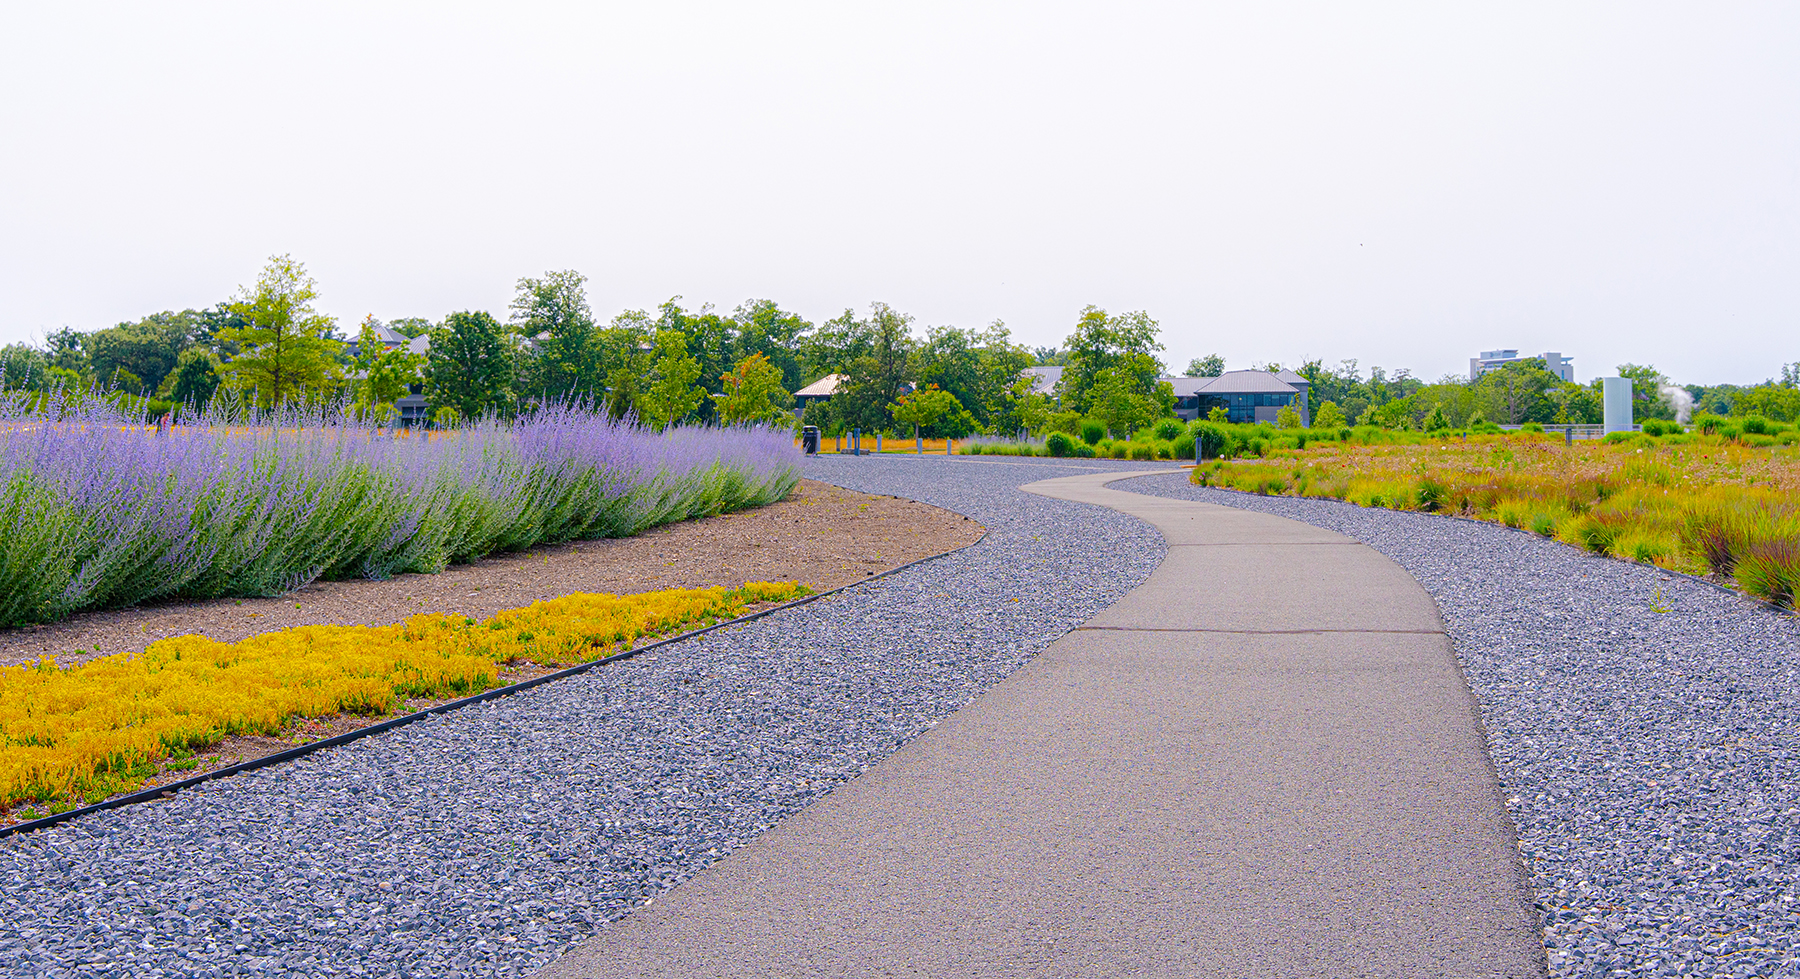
537,470,1545,978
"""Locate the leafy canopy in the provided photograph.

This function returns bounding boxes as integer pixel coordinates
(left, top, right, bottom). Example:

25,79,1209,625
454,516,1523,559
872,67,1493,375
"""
714,352,791,424
1184,354,1224,377
215,255,342,407
427,310,516,421
637,330,706,429
889,385,963,436
1059,306,1165,412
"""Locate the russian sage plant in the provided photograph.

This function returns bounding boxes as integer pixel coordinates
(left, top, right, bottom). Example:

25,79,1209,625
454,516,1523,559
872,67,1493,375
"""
0,396,799,627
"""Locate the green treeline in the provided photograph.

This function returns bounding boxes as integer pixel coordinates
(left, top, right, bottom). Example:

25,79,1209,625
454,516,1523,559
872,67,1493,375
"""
3,254,1796,432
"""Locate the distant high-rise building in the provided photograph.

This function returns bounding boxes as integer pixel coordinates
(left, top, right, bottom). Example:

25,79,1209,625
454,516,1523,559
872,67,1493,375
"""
1469,349,1574,383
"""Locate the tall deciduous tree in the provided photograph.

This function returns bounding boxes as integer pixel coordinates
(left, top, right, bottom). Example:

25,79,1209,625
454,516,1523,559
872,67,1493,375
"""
911,320,1030,431
216,255,342,407
637,330,705,429
1058,306,1165,412
1184,354,1224,377
832,303,915,431
426,311,515,420
1475,358,1558,423
713,352,791,424
0,344,48,390
88,310,202,395
1088,365,1160,437
164,347,221,407
512,270,594,397
889,385,963,443
46,327,88,379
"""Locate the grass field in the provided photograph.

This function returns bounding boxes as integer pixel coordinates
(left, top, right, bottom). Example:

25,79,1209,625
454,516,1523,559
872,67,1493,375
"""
1190,429,1800,608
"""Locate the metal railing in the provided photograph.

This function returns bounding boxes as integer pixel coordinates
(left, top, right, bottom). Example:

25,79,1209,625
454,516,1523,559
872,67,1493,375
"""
1497,423,1635,440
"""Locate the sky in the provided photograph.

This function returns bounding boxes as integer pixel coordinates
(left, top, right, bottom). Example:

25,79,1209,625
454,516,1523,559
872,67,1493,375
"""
1,2,1795,386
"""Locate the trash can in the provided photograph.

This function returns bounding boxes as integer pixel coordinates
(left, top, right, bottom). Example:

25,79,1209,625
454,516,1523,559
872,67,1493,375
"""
801,426,820,455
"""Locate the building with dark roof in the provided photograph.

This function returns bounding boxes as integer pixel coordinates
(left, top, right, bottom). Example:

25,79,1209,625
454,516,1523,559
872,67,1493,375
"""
1167,370,1309,424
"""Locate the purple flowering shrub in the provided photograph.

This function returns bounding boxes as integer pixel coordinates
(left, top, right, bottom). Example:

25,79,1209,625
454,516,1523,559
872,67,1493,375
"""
0,397,799,627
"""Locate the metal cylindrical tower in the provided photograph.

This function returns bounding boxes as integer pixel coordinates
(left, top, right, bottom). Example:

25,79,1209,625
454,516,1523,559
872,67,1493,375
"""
1602,377,1633,433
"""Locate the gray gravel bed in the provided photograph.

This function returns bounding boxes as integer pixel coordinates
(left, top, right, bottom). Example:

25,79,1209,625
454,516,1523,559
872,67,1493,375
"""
1116,472,1800,979
0,456,1167,979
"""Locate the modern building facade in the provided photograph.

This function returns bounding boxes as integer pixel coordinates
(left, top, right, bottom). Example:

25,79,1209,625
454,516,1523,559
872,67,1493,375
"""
1168,369,1309,424
1469,349,1574,383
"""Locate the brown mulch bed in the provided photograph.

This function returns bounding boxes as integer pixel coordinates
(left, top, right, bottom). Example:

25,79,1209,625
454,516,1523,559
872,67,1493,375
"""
1,479,983,669
1,479,985,825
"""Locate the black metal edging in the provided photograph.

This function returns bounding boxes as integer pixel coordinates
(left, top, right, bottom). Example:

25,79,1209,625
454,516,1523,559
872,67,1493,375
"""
0,526,989,841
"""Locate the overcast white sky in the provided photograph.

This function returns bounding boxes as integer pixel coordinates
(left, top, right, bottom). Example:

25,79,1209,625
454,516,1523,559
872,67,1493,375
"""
2,2,1795,384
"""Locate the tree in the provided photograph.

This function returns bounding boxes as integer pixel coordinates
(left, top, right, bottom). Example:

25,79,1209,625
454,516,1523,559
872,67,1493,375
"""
163,347,221,408
911,320,1030,431
731,299,812,394
1546,381,1603,424
350,316,423,412
45,327,88,379
88,311,200,395
1184,354,1225,377
215,255,343,407
1363,396,1416,429
1031,346,1070,366
388,317,434,338
591,308,654,419
889,385,963,444
426,311,516,420
798,307,874,383
512,270,594,397
1275,404,1302,428
993,374,1053,435
1089,365,1159,438
831,303,915,431
1207,405,1229,424
637,330,706,429
1734,384,1800,422
107,368,145,395
0,344,48,390
1310,401,1345,429
714,352,791,424
1476,358,1558,423
1058,306,1165,412
1616,363,1675,421
1424,405,1450,431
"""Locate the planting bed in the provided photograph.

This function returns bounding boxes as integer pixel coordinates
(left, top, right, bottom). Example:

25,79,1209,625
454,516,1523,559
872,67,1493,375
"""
1117,472,1800,978
0,456,1166,979
0,479,969,670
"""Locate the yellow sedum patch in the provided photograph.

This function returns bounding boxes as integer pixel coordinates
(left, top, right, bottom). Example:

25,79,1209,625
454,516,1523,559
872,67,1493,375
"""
0,581,810,813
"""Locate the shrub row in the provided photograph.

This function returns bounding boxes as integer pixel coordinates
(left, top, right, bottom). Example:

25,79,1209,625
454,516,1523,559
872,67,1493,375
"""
0,397,801,628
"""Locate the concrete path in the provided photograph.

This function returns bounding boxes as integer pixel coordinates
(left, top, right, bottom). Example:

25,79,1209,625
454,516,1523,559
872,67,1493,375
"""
536,471,1546,978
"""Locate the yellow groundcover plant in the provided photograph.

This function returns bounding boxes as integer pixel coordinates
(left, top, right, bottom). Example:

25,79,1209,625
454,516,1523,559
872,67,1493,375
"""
0,581,809,813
